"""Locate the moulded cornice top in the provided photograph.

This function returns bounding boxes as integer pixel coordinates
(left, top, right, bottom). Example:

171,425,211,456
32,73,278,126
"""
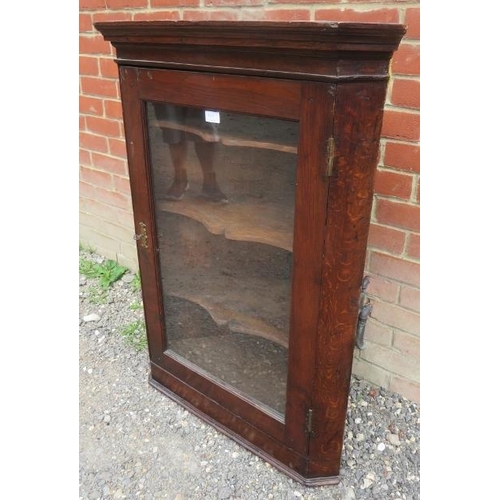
94,21,406,54
94,21,406,82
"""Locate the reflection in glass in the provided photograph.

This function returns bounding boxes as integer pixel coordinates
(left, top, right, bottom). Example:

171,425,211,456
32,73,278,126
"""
147,102,298,416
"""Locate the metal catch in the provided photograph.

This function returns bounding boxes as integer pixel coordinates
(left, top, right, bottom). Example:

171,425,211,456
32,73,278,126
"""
355,276,372,350
133,221,148,249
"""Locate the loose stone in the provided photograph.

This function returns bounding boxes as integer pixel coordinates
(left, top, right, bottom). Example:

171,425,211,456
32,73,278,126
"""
83,313,101,322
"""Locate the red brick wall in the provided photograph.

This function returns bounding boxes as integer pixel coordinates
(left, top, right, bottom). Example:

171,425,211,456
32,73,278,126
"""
79,1,420,402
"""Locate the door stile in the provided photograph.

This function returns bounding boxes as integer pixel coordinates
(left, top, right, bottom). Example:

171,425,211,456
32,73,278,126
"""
284,82,335,456
118,65,168,363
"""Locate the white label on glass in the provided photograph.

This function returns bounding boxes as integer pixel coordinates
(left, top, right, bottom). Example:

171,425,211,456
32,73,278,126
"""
205,110,220,124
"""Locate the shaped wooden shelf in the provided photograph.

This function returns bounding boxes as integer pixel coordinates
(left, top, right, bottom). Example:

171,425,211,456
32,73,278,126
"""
158,211,291,349
151,118,297,155
158,195,294,252
167,290,288,348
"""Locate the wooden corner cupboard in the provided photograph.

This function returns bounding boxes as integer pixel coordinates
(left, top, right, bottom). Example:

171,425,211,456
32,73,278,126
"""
94,20,405,485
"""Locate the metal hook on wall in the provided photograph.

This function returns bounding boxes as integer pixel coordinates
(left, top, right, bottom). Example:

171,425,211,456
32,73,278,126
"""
356,276,373,350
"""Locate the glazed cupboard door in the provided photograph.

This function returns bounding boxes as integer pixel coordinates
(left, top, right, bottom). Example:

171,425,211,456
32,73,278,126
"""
119,66,333,463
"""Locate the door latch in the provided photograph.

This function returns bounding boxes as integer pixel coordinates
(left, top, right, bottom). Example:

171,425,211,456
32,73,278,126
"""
133,221,148,249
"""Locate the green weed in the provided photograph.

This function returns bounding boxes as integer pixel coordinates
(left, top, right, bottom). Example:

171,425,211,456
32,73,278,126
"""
129,301,143,311
88,285,108,305
120,320,147,351
130,272,142,293
79,257,128,289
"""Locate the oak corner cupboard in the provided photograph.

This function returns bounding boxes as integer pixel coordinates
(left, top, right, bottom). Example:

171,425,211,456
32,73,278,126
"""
94,20,405,485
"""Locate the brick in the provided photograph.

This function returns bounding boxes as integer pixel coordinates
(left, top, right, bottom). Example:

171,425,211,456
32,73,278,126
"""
342,0,415,3
404,7,420,40
80,148,91,165
274,0,341,3
91,152,127,175
79,55,99,76
399,285,420,312
79,225,122,257
79,35,112,55
389,376,419,403
108,138,128,159
205,0,263,5
104,99,123,119
391,43,420,76
384,141,420,173
393,330,419,356
133,11,181,21
80,180,95,199
93,185,132,211
374,168,413,199
80,166,114,190
114,175,132,195
87,217,136,246
381,110,420,141
365,274,399,303
352,357,390,389
315,8,399,23
376,198,420,232
92,11,133,23
407,233,419,260
363,319,393,347
152,0,198,5
80,115,86,130
79,13,93,32
391,78,419,110
86,116,121,138
261,9,310,21
360,342,419,381
369,251,420,287
80,0,107,9
81,76,118,98
80,95,104,116
371,300,419,335
368,223,406,255
184,10,239,21
80,131,108,153
80,197,134,228
105,0,148,7
99,57,119,79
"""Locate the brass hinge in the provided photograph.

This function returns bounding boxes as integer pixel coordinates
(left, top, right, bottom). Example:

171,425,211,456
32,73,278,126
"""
305,408,315,437
133,221,148,249
326,136,335,177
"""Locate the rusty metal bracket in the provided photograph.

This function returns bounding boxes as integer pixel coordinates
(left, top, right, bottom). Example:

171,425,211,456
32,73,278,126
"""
356,276,373,350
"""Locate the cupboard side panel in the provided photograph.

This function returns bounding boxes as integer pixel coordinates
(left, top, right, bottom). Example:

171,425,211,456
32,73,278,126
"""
118,66,167,362
307,81,389,477
284,83,333,455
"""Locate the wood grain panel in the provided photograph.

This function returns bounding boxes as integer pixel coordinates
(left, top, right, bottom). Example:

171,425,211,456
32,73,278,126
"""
307,81,389,478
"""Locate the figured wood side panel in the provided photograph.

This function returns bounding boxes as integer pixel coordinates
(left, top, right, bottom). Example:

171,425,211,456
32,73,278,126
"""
284,83,333,456
118,66,167,362
307,81,389,477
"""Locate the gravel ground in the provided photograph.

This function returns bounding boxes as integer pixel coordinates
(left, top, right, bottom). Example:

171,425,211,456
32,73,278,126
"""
79,250,420,500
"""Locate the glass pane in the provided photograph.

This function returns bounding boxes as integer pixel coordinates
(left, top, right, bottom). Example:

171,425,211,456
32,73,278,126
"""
146,102,298,417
